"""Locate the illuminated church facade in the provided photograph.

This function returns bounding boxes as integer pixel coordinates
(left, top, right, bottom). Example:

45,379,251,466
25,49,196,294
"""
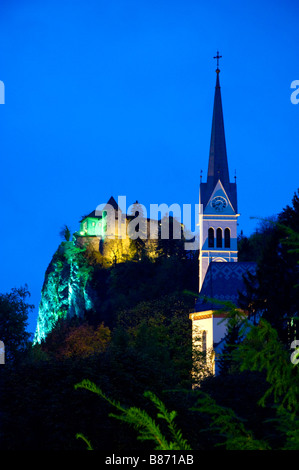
190,56,256,375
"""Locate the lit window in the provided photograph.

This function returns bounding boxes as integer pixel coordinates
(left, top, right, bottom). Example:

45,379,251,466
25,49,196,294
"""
202,330,207,352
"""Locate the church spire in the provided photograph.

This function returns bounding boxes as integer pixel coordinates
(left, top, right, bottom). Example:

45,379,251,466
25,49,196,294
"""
207,54,230,190
198,53,239,291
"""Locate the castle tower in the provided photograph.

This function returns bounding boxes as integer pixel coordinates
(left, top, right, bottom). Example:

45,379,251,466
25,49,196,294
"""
199,55,239,291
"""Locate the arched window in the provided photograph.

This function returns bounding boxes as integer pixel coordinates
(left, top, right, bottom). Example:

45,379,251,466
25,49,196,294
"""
208,228,214,248
216,228,222,248
224,228,231,248
202,330,207,353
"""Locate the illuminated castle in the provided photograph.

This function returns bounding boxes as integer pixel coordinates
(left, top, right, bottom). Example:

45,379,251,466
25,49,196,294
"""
76,196,133,263
75,196,171,264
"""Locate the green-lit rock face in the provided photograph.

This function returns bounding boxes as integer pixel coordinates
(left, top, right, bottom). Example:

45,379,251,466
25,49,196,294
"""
34,241,94,344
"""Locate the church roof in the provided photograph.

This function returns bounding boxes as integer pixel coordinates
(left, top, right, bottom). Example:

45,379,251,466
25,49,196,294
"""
200,70,237,212
105,196,120,211
195,262,256,312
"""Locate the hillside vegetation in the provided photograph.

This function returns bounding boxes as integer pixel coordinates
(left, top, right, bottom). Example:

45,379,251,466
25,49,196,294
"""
0,190,298,450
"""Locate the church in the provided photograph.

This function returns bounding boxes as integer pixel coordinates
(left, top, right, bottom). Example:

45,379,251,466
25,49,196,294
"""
189,54,256,375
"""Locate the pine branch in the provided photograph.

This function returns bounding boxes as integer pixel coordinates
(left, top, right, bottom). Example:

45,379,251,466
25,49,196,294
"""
192,391,270,450
74,379,191,450
75,433,93,450
144,391,192,450
234,319,299,414
109,406,170,449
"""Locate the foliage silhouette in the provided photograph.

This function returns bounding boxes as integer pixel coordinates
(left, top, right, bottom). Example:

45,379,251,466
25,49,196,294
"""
75,379,191,450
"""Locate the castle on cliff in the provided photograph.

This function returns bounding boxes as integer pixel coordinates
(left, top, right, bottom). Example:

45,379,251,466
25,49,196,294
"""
35,55,256,376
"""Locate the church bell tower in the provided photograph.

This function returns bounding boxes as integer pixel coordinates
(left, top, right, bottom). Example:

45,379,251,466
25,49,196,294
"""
199,53,239,291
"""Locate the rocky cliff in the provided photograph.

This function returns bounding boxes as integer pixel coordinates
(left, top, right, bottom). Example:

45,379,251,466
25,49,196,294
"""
34,240,95,344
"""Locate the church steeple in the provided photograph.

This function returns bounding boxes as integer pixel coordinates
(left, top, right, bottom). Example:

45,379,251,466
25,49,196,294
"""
200,53,237,213
207,68,230,191
198,53,239,291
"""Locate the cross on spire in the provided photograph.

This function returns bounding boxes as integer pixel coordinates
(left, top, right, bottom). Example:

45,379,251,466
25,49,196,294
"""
213,51,222,72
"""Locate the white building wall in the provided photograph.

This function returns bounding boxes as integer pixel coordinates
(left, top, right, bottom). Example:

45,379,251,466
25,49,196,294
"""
192,315,213,351
190,312,230,379
190,312,216,377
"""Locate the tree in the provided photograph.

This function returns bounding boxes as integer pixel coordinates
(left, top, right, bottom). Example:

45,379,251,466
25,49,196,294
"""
216,320,243,376
113,293,194,390
37,318,111,360
59,224,71,242
157,215,185,259
278,189,299,232
237,218,277,263
128,201,148,260
61,323,111,358
239,190,299,346
0,286,33,365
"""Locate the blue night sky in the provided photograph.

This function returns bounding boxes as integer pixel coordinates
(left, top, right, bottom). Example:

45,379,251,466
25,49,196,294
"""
0,0,298,334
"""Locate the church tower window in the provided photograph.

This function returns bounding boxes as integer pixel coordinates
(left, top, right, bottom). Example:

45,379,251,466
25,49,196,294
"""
208,228,215,248
216,228,222,248
224,228,230,248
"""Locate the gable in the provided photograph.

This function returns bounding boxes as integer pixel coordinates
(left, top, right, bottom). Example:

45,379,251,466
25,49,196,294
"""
200,181,238,214
204,180,236,215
